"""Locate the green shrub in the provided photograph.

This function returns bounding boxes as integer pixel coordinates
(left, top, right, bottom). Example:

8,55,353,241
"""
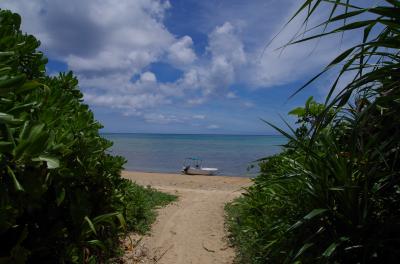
226,150,309,263
226,153,308,263
0,9,175,263
226,1,400,262
227,98,400,263
118,180,177,234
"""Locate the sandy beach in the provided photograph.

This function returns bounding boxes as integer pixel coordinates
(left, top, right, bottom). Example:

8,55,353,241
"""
121,171,252,264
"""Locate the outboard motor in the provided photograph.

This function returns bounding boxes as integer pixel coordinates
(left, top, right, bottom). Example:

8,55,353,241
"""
182,165,190,174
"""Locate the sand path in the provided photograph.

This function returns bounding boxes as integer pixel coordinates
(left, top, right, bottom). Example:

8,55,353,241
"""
121,171,252,264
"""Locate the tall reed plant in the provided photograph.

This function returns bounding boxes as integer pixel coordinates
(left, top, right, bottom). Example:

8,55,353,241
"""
226,1,400,263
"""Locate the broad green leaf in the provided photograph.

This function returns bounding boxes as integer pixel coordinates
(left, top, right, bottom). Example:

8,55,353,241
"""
86,240,105,250
0,74,25,90
0,112,23,125
305,96,314,108
293,243,314,260
84,216,97,236
16,80,42,94
9,102,38,115
56,188,65,206
323,242,338,257
264,239,278,250
303,208,328,220
0,51,15,56
18,121,30,141
329,187,345,191
289,107,306,116
115,213,126,230
93,212,120,225
7,166,24,191
14,124,48,158
287,220,304,231
35,155,60,169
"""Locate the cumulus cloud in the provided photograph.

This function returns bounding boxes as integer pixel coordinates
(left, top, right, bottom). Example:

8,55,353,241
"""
2,0,357,127
199,22,246,95
140,71,157,83
167,36,197,68
166,1,356,93
208,22,246,66
164,21,247,100
2,0,191,115
4,0,173,63
84,93,168,110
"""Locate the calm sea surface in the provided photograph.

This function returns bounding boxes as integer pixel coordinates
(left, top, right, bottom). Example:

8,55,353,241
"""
103,133,287,177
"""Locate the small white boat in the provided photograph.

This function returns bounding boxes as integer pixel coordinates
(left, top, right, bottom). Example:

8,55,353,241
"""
181,157,218,175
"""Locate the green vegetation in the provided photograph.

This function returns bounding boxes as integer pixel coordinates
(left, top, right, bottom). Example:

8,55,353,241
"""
119,181,177,234
0,10,175,263
226,0,400,263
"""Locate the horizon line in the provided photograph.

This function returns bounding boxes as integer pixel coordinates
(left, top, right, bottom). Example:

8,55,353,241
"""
100,132,283,136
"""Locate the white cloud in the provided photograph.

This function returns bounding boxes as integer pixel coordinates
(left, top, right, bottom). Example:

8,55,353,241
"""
84,93,168,110
166,1,356,92
3,0,186,112
167,36,197,68
140,71,157,83
3,0,174,67
193,114,206,120
243,101,255,108
163,21,247,100
2,0,360,126
208,22,246,66
245,3,360,89
199,22,246,95
143,113,182,124
226,92,237,99
187,98,206,105
207,124,220,129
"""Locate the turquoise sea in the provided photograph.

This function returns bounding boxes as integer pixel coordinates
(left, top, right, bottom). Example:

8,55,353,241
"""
103,133,287,177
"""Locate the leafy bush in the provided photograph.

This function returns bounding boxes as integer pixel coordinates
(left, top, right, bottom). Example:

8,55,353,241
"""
226,152,309,263
0,9,175,263
118,181,176,234
226,1,400,263
227,98,400,263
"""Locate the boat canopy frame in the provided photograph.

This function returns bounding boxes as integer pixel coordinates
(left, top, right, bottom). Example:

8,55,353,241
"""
183,157,203,168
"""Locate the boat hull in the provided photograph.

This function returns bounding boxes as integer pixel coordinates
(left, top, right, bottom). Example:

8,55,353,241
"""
183,167,218,175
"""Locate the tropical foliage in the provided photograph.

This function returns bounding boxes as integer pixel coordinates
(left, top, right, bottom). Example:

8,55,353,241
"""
226,0,400,263
0,10,175,263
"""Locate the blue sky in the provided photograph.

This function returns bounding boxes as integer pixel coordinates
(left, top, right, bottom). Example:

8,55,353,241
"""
2,0,358,134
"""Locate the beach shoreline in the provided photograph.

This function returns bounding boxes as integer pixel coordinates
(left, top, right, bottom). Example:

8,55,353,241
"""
122,169,255,178
121,170,252,263
122,170,253,191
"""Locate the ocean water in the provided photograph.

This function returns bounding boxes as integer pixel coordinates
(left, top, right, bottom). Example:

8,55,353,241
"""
103,133,287,177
